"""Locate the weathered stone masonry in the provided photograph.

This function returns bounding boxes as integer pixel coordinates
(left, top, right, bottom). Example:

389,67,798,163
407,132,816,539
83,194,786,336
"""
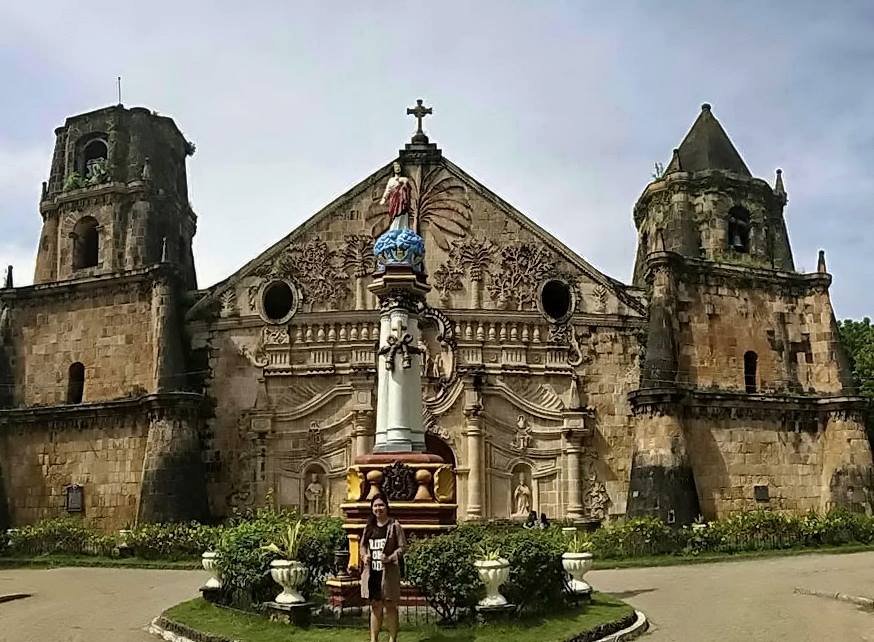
0,102,870,531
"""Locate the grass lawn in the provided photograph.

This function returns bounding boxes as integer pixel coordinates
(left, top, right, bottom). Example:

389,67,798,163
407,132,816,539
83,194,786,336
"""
163,595,634,642
591,543,874,570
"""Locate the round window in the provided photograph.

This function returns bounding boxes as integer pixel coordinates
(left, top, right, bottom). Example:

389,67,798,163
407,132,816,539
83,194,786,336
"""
261,280,297,323
539,279,574,323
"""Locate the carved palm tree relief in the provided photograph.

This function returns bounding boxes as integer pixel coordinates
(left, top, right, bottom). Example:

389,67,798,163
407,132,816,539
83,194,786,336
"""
365,165,473,250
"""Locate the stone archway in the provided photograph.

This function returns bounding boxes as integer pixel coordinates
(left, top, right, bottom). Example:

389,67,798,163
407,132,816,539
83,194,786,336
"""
425,432,456,468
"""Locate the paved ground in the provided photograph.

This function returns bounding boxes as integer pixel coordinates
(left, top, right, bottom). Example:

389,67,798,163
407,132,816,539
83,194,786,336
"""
591,551,874,641
0,553,872,641
0,567,206,642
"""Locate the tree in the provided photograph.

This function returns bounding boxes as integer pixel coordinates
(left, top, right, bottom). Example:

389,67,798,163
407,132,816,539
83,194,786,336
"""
838,317,874,448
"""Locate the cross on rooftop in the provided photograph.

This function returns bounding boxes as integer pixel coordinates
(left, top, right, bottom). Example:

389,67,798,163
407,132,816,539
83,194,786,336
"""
406,99,432,144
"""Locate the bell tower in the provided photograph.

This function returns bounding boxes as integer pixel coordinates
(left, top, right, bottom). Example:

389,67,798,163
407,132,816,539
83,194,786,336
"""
632,103,792,285
626,104,872,521
34,105,197,289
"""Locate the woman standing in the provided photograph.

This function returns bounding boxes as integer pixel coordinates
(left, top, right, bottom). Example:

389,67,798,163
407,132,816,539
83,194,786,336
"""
360,493,407,642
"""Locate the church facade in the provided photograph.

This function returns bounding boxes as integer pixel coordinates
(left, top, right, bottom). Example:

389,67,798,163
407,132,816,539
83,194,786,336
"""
0,102,871,531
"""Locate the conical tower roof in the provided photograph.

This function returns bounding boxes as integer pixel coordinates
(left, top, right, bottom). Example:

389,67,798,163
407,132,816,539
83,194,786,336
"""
665,104,751,176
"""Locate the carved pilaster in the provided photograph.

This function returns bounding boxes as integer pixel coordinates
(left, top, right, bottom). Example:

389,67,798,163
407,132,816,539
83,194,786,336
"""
563,431,584,520
464,407,484,519
352,409,374,459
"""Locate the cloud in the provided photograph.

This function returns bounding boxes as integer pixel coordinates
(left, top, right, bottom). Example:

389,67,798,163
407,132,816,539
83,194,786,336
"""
1,1,871,318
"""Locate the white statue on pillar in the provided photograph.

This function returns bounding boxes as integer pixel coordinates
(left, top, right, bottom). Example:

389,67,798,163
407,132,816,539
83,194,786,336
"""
379,161,413,231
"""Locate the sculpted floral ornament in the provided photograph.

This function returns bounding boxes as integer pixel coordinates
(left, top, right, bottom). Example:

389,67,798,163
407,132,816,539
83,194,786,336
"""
383,461,417,501
254,237,349,308
487,242,556,310
373,228,426,272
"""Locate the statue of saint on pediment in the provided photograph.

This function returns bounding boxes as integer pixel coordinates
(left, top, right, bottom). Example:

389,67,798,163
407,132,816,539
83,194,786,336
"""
380,161,412,231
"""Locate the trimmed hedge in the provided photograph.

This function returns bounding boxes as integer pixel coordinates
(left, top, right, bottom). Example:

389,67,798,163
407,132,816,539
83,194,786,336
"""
127,522,222,560
5,517,115,556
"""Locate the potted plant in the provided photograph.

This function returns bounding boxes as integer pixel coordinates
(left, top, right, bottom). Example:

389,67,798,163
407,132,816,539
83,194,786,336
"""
262,520,307,604
473,545,511,607
562,533,593,595
201,550,222,589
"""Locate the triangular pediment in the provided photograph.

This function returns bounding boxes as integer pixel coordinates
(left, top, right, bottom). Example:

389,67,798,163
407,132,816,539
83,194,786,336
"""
188,149,645,320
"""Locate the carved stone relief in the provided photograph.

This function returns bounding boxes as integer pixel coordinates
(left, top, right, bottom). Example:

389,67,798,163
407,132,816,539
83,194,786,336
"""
219,289,237,318
582,448,610,520
593,284,608,313
365,165,473,250
487,243,556,310
512,415,531,452
254,237,349,308
433,237,495,306
307,421,323,455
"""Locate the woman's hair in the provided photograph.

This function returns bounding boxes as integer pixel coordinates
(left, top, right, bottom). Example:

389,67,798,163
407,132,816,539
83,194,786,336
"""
539,512,550,526
526,510,537,523
363,493,391,546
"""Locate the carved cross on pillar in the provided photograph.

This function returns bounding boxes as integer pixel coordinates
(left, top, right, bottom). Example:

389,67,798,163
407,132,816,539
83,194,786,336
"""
406,99,432,144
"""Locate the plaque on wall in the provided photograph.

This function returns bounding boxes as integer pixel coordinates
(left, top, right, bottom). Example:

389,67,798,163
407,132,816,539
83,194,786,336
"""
65,484,84,513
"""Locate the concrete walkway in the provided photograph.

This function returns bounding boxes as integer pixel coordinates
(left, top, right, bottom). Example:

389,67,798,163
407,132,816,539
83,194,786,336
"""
590,551,874,641
0,552,872,641
0,567,206,642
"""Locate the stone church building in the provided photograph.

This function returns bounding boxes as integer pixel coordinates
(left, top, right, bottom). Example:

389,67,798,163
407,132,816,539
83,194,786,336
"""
0,102,871,531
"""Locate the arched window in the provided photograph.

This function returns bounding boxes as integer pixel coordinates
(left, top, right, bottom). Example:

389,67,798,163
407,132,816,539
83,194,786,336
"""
67,362,85,404
728,206,751,253
82,139,107,167
72,217,99,269
744,351,758,393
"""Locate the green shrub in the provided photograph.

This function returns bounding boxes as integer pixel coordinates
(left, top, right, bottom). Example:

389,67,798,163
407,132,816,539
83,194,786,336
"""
215,514,283,609
488,528,567,614
297,517,345,598
214,507,344,610
405,532,482,623
590,516,684,558
5,517,113,556
127,522,223,560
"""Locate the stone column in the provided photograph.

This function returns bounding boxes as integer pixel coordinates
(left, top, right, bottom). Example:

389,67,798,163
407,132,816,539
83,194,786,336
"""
352,410,373,459
565,439,584,520
465,408,484,519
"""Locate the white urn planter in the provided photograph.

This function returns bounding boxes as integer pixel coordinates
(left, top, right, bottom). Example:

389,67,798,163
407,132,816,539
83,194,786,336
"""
474,558,511,607
270,559,307,604
562,552,593,594
201,551,222,589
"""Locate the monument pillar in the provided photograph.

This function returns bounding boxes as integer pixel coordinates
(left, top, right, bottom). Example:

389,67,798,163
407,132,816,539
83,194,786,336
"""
336,107,457,609
370,276,429,453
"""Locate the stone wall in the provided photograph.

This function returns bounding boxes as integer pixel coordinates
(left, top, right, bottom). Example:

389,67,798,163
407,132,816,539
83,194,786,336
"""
7,278,157,406
0,411,149,530
675,268,847,396
684,410,873,517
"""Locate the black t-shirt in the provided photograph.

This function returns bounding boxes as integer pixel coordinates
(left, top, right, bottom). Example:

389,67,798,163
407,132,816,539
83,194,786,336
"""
368,523,388,572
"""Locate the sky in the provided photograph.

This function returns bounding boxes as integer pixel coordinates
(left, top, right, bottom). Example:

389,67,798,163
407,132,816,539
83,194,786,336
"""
1,1,872,318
